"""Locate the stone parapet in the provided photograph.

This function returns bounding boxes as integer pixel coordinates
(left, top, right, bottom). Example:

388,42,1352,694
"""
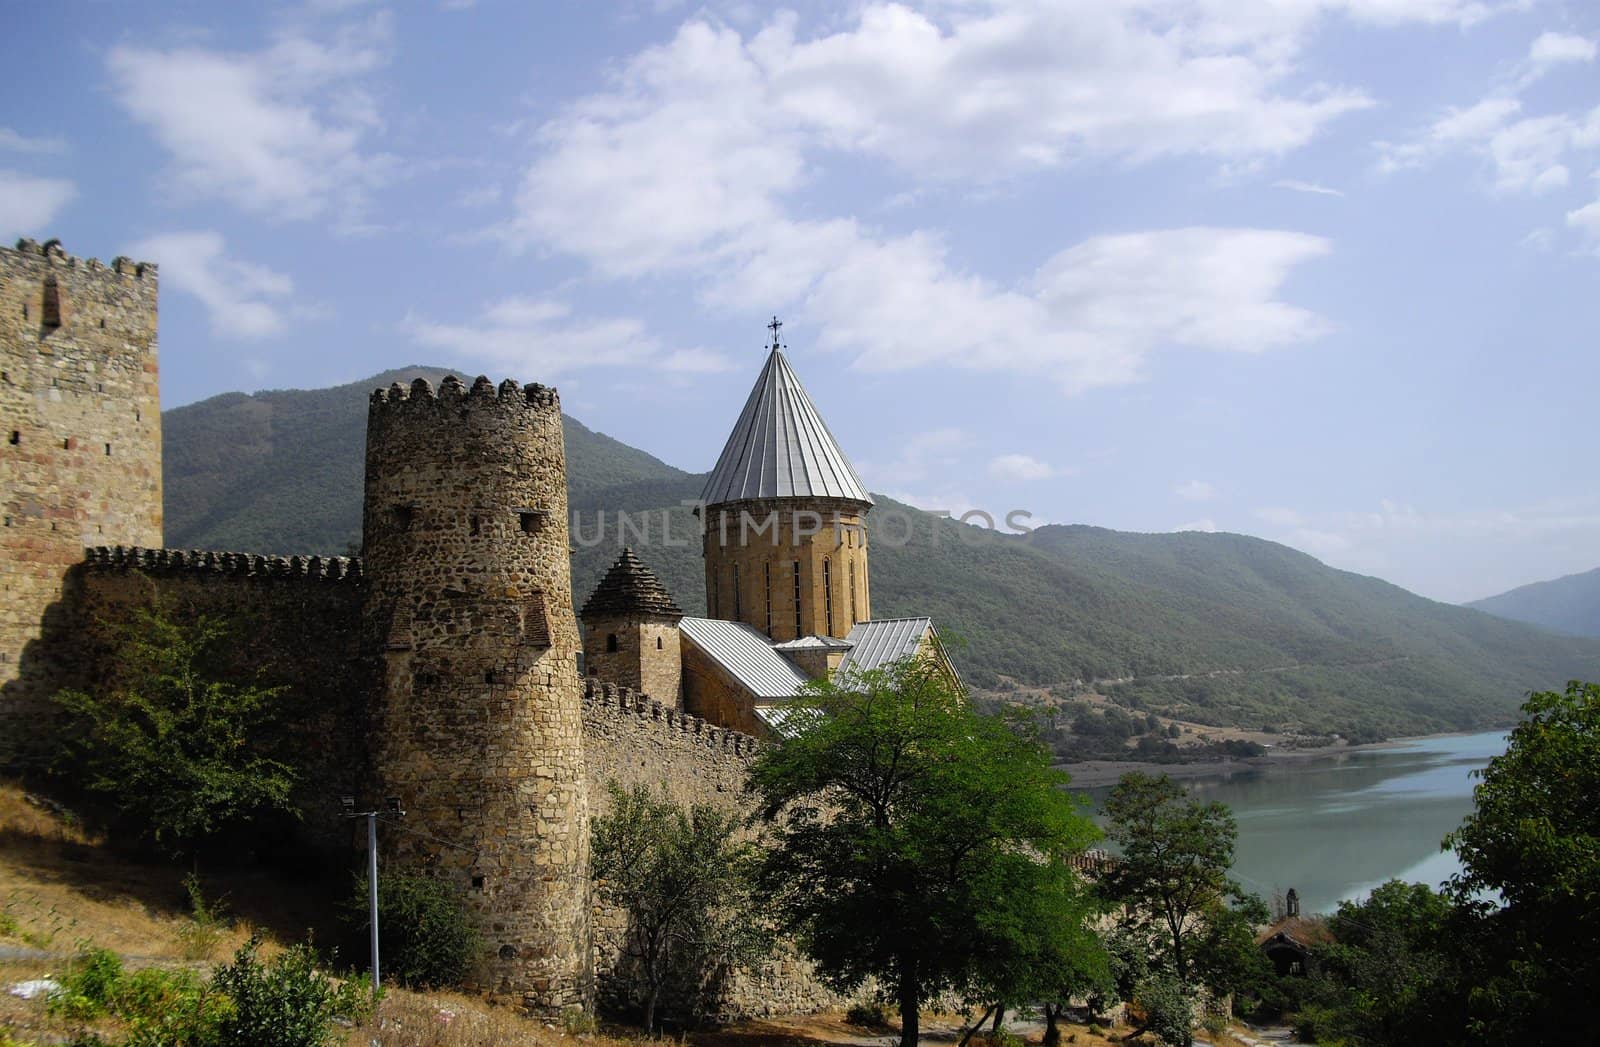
83,545,364,582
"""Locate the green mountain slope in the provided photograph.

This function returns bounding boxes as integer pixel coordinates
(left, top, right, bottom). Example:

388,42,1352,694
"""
1466,567,1600,638
162,368,1600,738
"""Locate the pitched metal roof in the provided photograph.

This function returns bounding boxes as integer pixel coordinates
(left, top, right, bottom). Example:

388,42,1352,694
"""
700,347,873,507
755,702,825,739
580,547,683,620
679,616,808,700
839,617,933,674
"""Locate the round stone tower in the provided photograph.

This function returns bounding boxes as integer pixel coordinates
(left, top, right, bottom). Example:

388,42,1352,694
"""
362,374,591,1014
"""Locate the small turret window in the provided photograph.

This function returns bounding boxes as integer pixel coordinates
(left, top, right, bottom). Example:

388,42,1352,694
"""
764,562,772,636
732,564,742,620
656,636,663,650
793,561,802,637
519,510,546,533
606,633,618,653
392,505,414,531
41,276,62,328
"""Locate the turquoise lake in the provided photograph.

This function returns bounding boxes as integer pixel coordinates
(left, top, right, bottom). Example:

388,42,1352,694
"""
1085,730,1508,917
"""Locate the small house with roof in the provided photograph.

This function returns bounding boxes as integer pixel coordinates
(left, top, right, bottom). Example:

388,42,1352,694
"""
578,320,960,737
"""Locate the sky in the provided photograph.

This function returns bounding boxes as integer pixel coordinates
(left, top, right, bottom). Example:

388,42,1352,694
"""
2,0,1596,604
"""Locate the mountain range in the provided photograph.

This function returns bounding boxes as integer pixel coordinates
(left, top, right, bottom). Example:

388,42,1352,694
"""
1467,568,1600,638
162,367,1600,740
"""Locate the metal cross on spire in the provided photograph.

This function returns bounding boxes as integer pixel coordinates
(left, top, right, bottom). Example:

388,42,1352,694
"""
767,315,783,352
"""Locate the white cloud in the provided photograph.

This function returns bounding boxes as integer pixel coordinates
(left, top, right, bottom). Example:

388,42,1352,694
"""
107,14,394,224
989,453,1056,481
1379,96,1600,194
408,297,718,378
504,8,1342,394
1528,31,1596,69
1175,479,1217,501
128,231,296,339
1273,178,1344,197
1568,194,1600,246
0,171,75,238
0,128,66,155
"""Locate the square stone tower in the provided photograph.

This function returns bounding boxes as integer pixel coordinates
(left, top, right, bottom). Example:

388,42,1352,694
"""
0,239,161,765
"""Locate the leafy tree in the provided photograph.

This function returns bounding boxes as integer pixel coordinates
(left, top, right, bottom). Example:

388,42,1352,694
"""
343,871,477,988
590,781,767,1033
746,658,1101,1047
1098,773,1269,1043
1443,680,1600,1044
53,607,295,854
1301,879,1466,1043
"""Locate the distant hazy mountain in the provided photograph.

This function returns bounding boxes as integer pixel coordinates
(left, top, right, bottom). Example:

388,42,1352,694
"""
161,368,1600,739
1467,567,1600,638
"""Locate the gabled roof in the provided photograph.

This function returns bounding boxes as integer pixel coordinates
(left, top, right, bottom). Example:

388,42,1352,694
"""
580,547,683,620
679,617,808,700
839,617,933,674
700,347,873,507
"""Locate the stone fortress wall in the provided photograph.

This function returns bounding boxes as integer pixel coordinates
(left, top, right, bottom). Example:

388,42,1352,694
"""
0,238,838,1019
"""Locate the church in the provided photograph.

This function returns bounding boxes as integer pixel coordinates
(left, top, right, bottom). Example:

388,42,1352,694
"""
577,321,960,737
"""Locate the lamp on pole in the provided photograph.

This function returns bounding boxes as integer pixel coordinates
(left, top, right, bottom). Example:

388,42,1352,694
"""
341,795,404,999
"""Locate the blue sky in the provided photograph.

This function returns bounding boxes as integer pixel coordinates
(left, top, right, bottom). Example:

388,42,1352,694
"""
3,0,1595,603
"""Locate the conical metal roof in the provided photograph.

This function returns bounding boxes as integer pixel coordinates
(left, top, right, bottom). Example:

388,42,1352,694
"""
700,346,873,507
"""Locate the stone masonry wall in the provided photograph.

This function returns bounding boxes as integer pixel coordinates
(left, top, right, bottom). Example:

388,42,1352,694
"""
1,239,161,767
70,547,369,850
580,678,841,1020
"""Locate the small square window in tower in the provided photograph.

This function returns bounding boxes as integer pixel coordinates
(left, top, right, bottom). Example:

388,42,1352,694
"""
518,509,548,534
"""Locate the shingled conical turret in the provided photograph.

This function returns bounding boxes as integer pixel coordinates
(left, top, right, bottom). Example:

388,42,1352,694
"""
580,548,684,704
581,547,684,620
700,319,873,641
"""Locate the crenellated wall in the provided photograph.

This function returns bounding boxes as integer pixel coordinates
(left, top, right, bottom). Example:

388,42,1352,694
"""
579,677,842,1020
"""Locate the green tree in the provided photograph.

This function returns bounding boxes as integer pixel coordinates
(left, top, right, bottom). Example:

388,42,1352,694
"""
1098,773,1269,1044
747,658,1101,1047
1443,680,1600,1044
590,781,767,1033
343,871,477,988
1301,879,1465,1044
52,607,295,854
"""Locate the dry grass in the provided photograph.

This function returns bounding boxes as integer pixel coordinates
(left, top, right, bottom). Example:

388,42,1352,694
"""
0,780,1142,1047
0,782,271,961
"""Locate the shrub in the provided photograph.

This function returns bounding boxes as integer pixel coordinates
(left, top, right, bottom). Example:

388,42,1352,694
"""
844,1001,891,1028
343,871,476,989
48,948,125,1021
209,936,371,1047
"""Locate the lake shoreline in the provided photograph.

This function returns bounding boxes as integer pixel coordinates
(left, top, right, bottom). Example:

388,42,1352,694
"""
1056,728,1501,789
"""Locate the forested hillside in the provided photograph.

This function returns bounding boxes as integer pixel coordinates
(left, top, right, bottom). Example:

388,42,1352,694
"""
1467,566,1600,638
162,369,1600,739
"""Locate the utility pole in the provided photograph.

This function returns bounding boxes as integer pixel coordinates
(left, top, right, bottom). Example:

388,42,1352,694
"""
342,795,404,1000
